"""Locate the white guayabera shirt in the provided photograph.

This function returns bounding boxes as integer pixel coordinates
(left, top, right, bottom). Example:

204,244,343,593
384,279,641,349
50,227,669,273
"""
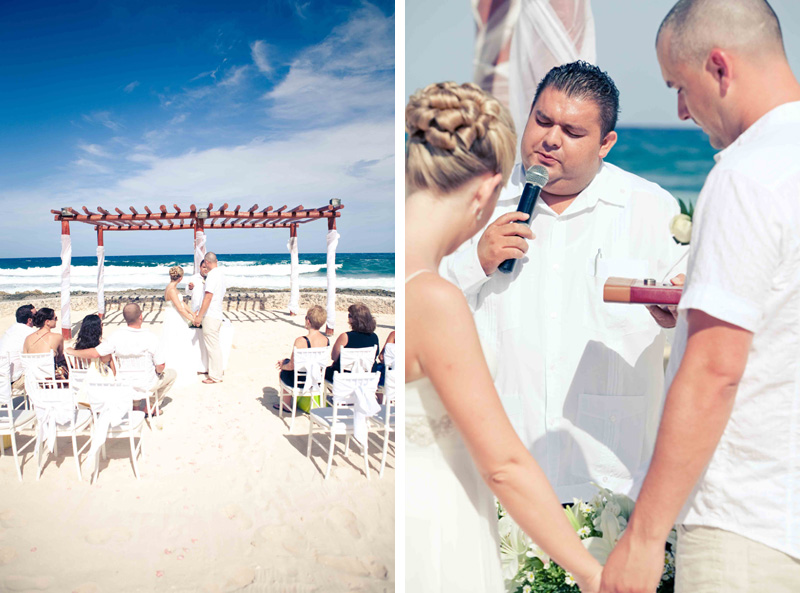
667,102,800,559
444,162,687,502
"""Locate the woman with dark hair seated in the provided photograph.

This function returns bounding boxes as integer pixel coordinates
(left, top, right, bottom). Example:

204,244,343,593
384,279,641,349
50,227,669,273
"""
65,314,116,376
324,302,379,383
23,307,67,378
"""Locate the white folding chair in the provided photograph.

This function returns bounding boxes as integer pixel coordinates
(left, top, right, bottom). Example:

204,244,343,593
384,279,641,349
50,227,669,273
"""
277,346,328,432
324,345,378,395
27,378,92,481
20,351,56,379
114,353,160,421
65,354,93,398
369,368,395,478
307,371,380,479
376,342,396,403
0,354,35,481
84,381,145,483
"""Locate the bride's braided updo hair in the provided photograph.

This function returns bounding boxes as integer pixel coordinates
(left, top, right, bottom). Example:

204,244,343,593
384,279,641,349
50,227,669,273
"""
406,81,516,194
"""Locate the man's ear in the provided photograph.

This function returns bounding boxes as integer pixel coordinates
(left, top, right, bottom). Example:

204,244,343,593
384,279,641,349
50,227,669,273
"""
707,48,732,96
474,172,503,211
599,130,618,159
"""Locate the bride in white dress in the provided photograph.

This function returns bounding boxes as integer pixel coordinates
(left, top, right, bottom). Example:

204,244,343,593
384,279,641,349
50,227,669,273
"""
162,266,204,385
405,82,602,592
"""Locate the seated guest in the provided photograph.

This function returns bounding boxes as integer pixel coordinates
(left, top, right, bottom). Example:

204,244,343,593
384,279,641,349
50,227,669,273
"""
73,303,176,413
275,305,329,411
65,314,116,376
376,330,396,387
0,304,37,392
325,302,379,383
22,307,67,379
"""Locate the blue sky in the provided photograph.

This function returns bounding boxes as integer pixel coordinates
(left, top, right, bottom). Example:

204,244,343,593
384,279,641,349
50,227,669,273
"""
0,0,394,257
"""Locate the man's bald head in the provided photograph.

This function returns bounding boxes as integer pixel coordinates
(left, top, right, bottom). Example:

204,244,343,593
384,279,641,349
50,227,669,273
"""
123,303,142,325
657,0,784,65
204,252,218,265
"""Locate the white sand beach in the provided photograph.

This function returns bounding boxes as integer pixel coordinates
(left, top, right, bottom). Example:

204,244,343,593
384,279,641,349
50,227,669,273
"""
0,299,395,592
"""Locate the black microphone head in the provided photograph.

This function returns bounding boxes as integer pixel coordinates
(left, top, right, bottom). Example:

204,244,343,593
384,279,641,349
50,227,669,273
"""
525,165,549,188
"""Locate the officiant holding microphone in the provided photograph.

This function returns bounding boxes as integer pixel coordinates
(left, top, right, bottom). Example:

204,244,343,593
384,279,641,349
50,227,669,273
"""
444,61,687,503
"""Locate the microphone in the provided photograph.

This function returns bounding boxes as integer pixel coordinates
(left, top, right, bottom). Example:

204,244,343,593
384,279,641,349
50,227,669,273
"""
498,165,549,274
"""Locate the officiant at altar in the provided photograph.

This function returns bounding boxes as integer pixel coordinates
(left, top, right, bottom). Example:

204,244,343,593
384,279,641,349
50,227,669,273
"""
443,61,688,502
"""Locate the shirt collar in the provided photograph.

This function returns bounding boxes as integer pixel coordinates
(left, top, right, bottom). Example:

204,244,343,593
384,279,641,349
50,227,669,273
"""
715,101,800,163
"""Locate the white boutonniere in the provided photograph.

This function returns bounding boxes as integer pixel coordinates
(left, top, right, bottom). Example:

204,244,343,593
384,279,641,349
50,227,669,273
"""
670,199,694,245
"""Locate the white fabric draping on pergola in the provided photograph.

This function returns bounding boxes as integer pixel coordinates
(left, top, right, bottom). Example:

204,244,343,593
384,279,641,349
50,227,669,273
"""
287,235,300,315
96,245,105,316
326,229,340,333
472,0,596,141
60,234,72,334
194,231,207,276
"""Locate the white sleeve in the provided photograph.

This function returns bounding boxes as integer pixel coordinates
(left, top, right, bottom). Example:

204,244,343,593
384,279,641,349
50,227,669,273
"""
679,170,780,332
95,341,115,357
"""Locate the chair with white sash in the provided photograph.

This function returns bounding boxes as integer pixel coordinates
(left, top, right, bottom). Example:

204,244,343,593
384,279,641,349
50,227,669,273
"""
84,381,145,483
376,342,395,403
27,378,92,481
324,345,378,396
114,353,160,421
369,367,396,478
0,354,35,481
66,354,93,398
20,351,56,380
307,371,380,479
277,346,328,432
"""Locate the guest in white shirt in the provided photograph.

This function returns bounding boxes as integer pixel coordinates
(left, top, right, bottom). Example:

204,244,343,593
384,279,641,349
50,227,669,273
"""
444,61,687,502
601,2,800,592
0,304,36,393
194,252,226,384
71,304,176,413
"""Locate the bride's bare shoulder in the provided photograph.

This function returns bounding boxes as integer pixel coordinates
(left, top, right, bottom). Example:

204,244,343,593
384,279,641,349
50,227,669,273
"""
407,273,470,320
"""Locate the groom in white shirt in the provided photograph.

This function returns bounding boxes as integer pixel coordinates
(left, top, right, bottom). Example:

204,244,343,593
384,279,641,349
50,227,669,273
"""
444,61,687,502
602,2,800,591
194,252,226,384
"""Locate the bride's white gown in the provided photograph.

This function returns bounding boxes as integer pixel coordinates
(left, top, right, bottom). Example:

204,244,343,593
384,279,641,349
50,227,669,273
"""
161,301,205,385
406,376,504,592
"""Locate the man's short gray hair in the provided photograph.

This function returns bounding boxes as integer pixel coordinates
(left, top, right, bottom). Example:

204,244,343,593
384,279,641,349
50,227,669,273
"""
203,252,218,265
657,0,784,65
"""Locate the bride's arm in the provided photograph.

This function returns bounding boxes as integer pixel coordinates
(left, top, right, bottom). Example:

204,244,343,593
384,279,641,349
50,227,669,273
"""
166,286,195,322
408,277,602,592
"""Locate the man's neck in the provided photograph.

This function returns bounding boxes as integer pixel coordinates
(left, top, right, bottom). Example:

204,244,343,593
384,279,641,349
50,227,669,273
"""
540,191,579,215
127,324,142,330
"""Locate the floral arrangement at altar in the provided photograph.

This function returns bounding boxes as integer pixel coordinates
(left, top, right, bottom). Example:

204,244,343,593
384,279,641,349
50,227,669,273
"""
498,486,676,593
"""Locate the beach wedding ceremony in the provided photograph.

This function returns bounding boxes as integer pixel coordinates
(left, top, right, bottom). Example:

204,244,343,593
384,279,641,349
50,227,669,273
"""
406,1,800,592
0,1,395,592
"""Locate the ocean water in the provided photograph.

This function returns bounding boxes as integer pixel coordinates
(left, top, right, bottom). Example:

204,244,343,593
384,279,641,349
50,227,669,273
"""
608,126,718,206
0,252,395,294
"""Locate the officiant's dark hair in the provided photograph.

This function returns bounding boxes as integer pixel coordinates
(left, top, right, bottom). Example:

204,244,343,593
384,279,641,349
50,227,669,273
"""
75,314,103,350
531,61,620,136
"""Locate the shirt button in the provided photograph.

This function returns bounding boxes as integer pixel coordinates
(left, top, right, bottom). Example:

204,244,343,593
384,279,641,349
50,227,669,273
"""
610,415,617,423
602,476,609,483
550,312,557,319
552,263,560,271
548,364,555,372
548,418,556,428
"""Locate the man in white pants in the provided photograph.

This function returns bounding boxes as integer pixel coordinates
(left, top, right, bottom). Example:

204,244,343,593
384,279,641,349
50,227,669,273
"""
194,252,225,384
601,1,800,592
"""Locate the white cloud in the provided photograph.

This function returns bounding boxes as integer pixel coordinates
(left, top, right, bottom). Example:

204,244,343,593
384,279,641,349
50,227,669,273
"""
218,65,249,88
250,40,272,76
264,3,393,124
78,143,110,158
169,113,187,125
123,81,140,93
293,1,310,19
82,111,123,131
72,158,111,174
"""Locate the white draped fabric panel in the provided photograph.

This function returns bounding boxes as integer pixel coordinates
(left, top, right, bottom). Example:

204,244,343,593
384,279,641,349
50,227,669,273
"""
287,235,300,315
60,234,72,334
472,0,596,143
326,229,340,333
96,245,105,316
194,231,207,276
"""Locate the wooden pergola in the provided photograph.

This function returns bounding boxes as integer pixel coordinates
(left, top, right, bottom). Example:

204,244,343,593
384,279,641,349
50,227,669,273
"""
52,201,343,338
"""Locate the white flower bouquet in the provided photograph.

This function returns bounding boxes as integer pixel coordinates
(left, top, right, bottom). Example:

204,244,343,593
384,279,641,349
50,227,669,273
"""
498,486,676,593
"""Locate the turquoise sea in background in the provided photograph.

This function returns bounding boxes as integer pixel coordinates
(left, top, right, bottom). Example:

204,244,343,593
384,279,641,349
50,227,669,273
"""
608,127,717,206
